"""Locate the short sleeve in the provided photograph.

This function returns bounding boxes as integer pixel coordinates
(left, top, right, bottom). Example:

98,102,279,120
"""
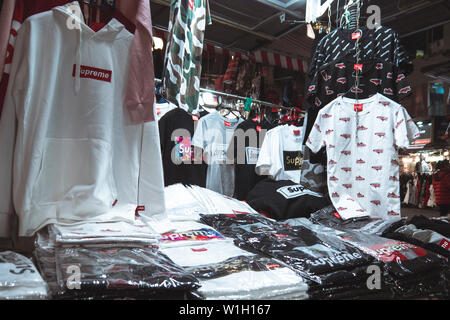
306,113,326,153
192,117,206,150
395,69,413,101
394,107,420,149
255,130,278,177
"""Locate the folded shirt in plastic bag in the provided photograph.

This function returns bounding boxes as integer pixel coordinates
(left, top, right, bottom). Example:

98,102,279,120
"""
54,246,200,299
0,251,48,300
309,205,405,237
51,219,160,246
161,241,308,300
158,221,232,249
200,213,375,288
287,218,449,299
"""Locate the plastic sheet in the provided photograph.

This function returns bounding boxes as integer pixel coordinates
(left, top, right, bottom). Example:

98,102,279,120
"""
287,218,449,299
200,213,375,288
309,205,405,236
54,246,200,299
0,251,48,300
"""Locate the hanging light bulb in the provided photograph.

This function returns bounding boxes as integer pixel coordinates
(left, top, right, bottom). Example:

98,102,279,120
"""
153,37,164,51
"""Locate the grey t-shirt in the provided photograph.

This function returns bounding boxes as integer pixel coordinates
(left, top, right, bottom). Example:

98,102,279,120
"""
192,112,243,196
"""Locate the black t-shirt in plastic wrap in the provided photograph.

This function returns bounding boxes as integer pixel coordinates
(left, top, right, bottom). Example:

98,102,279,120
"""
199,213,374,288
54,246,200,299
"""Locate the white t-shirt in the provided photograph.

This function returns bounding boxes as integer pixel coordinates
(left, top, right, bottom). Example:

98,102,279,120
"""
306,94,419,221
192,112,243,196
256,125,305,183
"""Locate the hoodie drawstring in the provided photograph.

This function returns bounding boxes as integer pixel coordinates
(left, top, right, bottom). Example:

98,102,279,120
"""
74,26,82,95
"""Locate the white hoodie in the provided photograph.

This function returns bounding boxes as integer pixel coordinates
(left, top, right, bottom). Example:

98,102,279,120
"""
0,2,166,237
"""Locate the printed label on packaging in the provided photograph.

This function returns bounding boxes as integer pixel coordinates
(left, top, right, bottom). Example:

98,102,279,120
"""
160,228,225,243
439,238,449,251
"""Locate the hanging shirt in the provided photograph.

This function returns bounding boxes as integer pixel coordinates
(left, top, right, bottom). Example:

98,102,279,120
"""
307,26,412,79
306,93,420,221
306,58,413,110
163,0,211,112
159,108,207,187
192,112,243,197
0,2,166,237
256,125,305,184
226,118,275,200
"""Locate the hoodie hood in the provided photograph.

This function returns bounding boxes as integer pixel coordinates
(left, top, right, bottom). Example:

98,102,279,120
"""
53,1,131,94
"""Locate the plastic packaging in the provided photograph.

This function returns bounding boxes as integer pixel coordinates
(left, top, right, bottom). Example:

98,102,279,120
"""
55,246,200,299
0,251,48,300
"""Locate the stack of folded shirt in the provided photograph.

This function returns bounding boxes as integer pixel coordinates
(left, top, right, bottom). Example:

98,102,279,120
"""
50,220,160,247
164,184,257,222
383,216,450,259
54,246,200,300
0,251,48,300
287,218,449,299
309,205,405,237
161,241,309,300
200,213,376,300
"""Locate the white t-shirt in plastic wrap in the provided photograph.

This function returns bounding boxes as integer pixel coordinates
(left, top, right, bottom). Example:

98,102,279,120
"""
256,125,305,184
0,251,48,300
161,241,308,300
306,94,420,221
192,112,243,196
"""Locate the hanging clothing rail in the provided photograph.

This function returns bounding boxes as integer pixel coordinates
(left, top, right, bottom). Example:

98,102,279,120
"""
155,78,300,112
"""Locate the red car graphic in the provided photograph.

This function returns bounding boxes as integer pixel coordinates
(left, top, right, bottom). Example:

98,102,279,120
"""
329,160,337,165
321,70,332,81
357,193,365,198
399,86,412,94
387,193,400,198
330,176,339,181
329,144,336,148
396,74,406,82
356,176,365,181
370,79,382,86
342,184,353,189
386,72,393,79
388,211,400,216
357,142,367,147
389,176,400,181
380,101,390,106
372,166,383,171
315,97,322,106
375,63,383,70
377,116,388,121
371,200,381,206
341,134,351,139
314,124,322,132
332,192,340,198
351,87,363,94
325,87,334,95
370,183,381,188
339,118,351,122
308,85,316,92
335,63,346,69
373,149,384,154
341,151,351,156
375,132,386,137
326,129,334,135
357,125,368,131
337,207,348,211
341,167,352,172
322,113,332,118
384,88,394,95
356,159,366,164
337,77,347,84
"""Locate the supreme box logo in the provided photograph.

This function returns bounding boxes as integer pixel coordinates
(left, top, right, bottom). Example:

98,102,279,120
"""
72,64,112,82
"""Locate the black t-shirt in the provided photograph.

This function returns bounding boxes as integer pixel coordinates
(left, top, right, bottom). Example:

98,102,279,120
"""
246,179,331,221
227,119,275,200
306,58,412,110
158,108,207,187
307,26,412,78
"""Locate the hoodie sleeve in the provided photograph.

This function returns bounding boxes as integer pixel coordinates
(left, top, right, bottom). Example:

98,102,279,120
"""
123,0,155,124
0,20,30,238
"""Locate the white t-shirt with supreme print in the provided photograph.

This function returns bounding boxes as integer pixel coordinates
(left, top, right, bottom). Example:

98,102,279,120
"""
306,94,419,221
